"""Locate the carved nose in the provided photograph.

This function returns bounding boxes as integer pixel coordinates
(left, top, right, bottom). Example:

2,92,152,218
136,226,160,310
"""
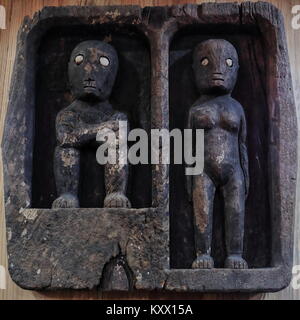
84,63,93,73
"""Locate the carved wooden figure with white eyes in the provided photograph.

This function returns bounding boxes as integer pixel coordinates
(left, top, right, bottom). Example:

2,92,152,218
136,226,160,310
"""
52,40,131,209
186,39,249,269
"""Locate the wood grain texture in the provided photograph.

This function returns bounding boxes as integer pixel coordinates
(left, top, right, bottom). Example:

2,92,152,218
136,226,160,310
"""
0,0,299,300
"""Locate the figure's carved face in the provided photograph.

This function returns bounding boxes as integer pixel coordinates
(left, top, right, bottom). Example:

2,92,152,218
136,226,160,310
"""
69,40,118,101
193,39,239,94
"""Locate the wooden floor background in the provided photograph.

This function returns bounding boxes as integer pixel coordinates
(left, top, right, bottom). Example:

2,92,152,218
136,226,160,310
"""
0,0,299,300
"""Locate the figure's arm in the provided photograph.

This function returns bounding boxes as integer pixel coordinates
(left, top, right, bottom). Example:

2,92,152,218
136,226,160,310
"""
239,111,249,198
186,108,194,202
56,110,108,148
97,111,128,139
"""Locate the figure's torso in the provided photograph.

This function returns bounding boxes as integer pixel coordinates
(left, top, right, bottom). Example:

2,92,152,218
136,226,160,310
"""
67,100,115,124
190,95,244,185
56,100,127,147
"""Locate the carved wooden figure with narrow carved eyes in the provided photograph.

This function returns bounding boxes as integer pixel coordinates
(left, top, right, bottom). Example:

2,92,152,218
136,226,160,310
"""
52,40,131,209
186,39,249,269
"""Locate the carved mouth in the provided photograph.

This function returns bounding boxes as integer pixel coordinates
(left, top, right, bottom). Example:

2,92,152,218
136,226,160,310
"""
84,80,96,89
84,85,97,89
212,78,224,82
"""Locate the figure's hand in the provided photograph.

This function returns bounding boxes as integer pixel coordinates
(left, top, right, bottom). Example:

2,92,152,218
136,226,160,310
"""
96,121,122,146
97,120,120,133
104,192,131,208
245,184,249,199
52,193,79,208
245,173,250,199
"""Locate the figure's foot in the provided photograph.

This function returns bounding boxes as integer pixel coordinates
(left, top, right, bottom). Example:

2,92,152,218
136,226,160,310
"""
192,254,214,269
104,192,131,208
52,193,79,209
224,255,248,269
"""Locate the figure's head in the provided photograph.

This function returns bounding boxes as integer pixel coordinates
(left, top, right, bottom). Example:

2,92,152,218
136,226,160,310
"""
193,39,239,95
68,40,118,101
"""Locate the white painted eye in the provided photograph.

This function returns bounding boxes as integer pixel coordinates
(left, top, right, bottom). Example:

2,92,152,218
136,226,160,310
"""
201,58,209,66
226,58,233,67
75,54,84,65
100,56,110,67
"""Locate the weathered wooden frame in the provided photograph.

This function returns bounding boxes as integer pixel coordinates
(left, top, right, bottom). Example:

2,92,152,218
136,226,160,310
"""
2,2,297,292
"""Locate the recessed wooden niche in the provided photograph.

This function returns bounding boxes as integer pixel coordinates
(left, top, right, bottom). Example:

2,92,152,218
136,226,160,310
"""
2,3,297,292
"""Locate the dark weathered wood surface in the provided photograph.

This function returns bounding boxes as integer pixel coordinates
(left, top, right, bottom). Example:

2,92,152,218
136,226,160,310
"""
0,0,299,300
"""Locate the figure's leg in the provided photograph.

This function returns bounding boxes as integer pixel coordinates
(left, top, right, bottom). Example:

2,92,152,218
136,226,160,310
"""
52,146,80,208
104,163,131,208
221,169,248,269
192,173,216,269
